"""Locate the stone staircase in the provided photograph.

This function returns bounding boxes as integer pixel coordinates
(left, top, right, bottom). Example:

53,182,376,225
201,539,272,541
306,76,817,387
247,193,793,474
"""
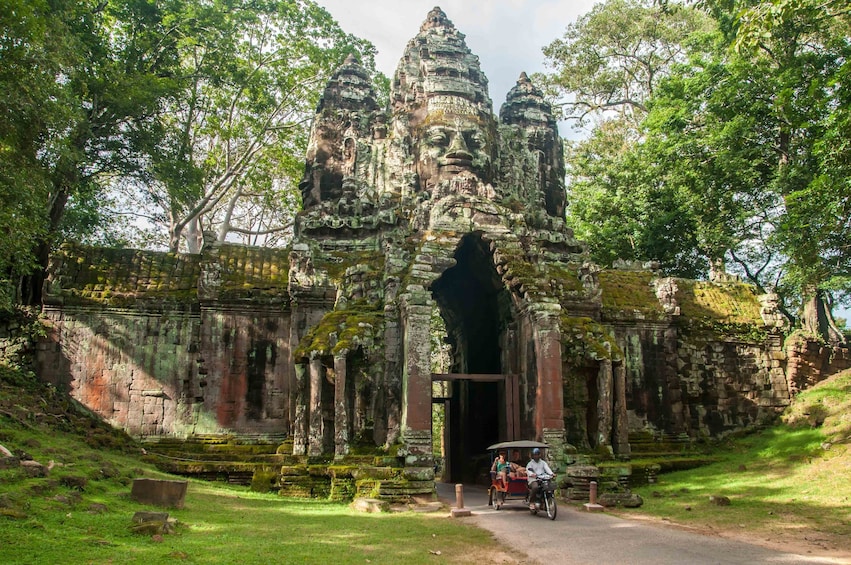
142,435,433,503
562,431,718,501
597,431,717,490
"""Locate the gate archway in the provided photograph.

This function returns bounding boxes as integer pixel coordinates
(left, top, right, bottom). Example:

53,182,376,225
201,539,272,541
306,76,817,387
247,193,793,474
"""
429,233,518,483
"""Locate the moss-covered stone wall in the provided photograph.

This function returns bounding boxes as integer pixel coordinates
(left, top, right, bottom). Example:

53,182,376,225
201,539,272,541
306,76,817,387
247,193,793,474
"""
39,243,295,438
575,268,792,441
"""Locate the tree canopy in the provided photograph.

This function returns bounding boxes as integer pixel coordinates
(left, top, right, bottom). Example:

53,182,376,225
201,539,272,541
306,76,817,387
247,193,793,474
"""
0,0,379,306
542,0,851,342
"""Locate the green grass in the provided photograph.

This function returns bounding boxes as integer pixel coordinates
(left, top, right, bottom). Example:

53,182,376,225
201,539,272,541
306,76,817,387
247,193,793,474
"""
0,369,505,565
613,370,851,552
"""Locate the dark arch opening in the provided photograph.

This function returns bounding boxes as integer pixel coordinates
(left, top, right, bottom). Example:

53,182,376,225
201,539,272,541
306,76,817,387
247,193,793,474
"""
431,233,511,483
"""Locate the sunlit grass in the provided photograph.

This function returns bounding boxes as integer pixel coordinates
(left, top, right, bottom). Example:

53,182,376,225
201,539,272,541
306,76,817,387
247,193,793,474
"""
0,374,508,565
614,371,851,552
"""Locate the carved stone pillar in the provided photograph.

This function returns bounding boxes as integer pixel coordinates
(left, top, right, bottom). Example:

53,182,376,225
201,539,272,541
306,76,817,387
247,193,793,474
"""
613,362,631,457
334,353,349,456
534,320,564,445
308,356,324,456
400,297,432,461
596,359,613,450
292,362,308,455
381,301,402,446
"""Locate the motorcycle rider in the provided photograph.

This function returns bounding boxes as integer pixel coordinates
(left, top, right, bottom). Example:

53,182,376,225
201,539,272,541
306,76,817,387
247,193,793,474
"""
526,447,554,510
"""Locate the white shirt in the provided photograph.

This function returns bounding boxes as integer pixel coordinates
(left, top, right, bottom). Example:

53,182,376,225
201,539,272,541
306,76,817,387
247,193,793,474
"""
526,458,553,483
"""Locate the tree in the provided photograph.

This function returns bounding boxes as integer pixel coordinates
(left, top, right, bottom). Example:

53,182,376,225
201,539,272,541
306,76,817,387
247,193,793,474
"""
729,0,851,342
540,0,716,275
564,118,705,276
541,0,715,127
0,0,53,307
545,0,850,343
1,0,181,304
128,0,378,253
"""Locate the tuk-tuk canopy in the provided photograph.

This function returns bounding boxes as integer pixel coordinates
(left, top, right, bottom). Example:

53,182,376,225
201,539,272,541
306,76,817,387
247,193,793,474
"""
487,440,550,451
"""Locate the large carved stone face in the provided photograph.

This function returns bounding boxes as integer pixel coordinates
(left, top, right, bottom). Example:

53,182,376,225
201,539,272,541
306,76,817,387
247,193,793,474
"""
414,115,493,190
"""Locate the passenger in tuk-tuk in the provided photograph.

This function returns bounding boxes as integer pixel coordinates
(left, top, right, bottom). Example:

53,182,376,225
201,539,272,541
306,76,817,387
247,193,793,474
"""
492,452,510,484
509,449,527,479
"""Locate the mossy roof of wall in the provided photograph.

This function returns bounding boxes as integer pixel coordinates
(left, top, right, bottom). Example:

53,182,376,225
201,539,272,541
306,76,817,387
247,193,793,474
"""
212,244,290,299
47,243,293,305
675,279,762,324
47,243,200,305
599,270,666,320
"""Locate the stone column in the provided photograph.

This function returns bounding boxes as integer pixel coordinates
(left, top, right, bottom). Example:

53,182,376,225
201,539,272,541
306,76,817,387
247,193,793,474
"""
400,292,433,462
308,356,324,456
334,353,349,457
596,359,613,450
613,362,630,457
381,301,402,446
292,362,308,455
533,310,564,452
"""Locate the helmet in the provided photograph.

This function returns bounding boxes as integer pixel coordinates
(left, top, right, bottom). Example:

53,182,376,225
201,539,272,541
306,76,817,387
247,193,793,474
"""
532,448,541,456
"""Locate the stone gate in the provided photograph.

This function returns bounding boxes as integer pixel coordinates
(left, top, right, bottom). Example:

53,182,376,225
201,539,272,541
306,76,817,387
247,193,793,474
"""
34,8,827,494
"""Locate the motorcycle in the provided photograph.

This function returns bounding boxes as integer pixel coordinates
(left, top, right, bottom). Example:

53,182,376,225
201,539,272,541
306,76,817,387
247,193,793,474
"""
529,474,557,520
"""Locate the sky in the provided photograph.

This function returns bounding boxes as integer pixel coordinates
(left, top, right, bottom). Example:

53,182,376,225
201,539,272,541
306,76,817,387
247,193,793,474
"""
317,0,599,135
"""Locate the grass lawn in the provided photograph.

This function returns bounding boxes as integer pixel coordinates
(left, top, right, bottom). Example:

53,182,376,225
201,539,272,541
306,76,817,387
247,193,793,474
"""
0,370,512,565
610,370,851,556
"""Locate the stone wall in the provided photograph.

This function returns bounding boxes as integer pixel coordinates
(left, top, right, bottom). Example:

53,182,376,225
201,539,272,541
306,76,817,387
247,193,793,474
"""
38,305,199,435
0,307,39,373
595,269,795,441
38,243,294,438
675,335,788,437
197,306,293,434
785,335,851,394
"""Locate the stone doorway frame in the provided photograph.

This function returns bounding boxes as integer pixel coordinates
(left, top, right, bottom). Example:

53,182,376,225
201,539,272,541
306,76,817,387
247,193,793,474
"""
432,373,520,482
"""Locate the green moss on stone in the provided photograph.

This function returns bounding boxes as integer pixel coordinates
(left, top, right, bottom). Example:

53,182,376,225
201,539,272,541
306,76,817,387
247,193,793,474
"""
313,249,385,283
51,243,200,305
295,301,384,358
675,279,767,341
560,315,623,363
599,270,665,319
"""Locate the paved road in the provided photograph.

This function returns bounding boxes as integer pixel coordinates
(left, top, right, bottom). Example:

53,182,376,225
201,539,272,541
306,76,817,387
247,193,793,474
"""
435,483,851,565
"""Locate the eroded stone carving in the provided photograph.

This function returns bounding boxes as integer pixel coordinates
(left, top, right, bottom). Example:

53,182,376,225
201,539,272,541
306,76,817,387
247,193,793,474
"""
654,277,681,316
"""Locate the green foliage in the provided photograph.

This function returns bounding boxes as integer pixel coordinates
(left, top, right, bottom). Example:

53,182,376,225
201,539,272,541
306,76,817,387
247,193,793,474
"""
0,0,381,301
547,0,851,340
619,370,851,549
540,0,715,126
129,0,379,251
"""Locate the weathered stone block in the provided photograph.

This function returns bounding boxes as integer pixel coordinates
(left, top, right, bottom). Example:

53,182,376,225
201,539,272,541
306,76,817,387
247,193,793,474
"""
597,492,643,508
130,478,188,508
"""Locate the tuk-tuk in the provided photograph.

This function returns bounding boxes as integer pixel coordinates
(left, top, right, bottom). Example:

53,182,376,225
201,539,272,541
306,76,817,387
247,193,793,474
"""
486,440,555,517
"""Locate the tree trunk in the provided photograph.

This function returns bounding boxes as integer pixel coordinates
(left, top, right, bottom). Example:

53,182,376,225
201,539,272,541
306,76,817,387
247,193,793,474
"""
185,217,203,254
801,287,846,345
19,149,80,305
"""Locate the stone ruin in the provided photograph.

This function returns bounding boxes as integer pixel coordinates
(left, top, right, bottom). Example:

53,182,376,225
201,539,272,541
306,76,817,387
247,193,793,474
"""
33,8,850,499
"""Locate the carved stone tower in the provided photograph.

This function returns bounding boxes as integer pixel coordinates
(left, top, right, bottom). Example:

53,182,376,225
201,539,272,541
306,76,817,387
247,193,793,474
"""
291,7,601,481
